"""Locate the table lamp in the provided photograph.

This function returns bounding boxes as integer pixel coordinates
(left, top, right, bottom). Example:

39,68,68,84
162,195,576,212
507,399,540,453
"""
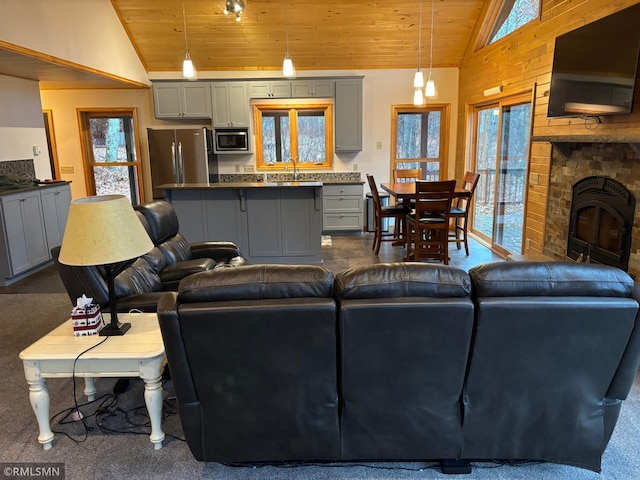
58,195,153,336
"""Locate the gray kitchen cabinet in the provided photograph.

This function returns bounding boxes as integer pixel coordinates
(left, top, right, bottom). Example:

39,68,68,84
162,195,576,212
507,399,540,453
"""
0,190,49,283
248,80,292,98
245,187,322,262
322,183,363,231
41,183,71,255
153,82,212,119
211,82,250,128
334,78,363,151
291,79,335,98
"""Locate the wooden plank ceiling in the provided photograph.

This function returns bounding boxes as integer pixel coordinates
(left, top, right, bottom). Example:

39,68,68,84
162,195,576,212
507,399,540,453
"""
0,0,486,88
114,0,485,72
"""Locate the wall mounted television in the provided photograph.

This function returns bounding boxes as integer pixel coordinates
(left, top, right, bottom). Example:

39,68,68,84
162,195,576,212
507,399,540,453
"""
547,3,640,118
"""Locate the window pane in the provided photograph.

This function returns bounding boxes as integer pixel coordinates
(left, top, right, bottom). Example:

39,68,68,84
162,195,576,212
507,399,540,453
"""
93,165,138,202
490,0,539,43
396,113,422,159
280,116,291,162
396,111,441,159
262,116,276,162
89,117,134,163
297,111,325,163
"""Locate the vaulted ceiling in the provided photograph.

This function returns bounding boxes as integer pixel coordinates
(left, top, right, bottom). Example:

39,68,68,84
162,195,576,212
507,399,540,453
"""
113,0,485,72
0,0,488,88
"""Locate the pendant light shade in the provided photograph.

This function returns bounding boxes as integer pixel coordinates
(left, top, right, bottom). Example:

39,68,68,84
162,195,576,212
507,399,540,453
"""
183,52,195,79
283,2,295,77
425,0,437,97
283,56,295,77
413,88,424,106
413,70,424,89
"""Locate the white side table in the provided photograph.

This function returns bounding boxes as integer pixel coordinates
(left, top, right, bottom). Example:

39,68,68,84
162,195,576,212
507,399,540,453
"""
19,312,166,450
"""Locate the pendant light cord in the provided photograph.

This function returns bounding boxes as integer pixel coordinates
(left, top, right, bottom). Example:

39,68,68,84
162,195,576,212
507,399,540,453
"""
428,0,434,75
417,0,422,70
285,2,290,56
182,1,189,53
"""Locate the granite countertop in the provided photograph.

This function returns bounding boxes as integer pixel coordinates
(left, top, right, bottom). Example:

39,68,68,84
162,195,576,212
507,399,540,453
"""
0,181,71,197
158,181,324,190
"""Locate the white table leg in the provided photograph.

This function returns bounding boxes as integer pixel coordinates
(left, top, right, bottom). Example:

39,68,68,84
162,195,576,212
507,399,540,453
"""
26,378,54,450
143,374,165,449
84,377,96,401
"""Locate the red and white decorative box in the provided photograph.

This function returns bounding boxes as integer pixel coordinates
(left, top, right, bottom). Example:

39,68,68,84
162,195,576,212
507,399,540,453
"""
71,303,105,336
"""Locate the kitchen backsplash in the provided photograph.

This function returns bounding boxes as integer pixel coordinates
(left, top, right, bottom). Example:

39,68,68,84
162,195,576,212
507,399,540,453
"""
0,159,36,179
219,172,362,183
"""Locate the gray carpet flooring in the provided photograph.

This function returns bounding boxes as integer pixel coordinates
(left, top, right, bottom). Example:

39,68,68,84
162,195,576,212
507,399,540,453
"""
1,269,640,479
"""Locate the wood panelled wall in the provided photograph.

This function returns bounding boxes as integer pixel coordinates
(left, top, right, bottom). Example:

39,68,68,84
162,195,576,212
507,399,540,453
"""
457,0,640,255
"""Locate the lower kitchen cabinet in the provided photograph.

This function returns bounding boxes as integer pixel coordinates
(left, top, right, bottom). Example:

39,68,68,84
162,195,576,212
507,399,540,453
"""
162,184,323,264
0,183,71,286
322,183,364,232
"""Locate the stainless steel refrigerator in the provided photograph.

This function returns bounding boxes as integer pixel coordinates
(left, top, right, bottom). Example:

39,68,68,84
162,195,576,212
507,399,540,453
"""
147,127,219,199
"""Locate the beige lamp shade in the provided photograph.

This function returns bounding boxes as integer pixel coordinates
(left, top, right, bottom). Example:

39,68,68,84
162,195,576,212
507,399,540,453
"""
58,195,153,266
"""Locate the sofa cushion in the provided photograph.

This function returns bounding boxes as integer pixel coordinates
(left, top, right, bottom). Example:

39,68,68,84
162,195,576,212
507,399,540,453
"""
135,200,179,244
160,258,216,284
114,257,163,298
178,264,334,302
140,246,168,274
334,262,471,299
159,233,193,263
469,261,634,298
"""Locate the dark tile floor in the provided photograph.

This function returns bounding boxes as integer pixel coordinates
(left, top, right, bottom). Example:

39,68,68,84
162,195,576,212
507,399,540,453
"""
0,232,503,295
322,231,503,273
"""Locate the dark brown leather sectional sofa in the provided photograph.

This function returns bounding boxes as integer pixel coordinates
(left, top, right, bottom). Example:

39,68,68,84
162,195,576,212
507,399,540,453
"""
156,260,640,474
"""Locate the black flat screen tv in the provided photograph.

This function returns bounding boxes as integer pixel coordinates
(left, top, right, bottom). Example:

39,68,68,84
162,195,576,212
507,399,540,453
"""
547,3,640,118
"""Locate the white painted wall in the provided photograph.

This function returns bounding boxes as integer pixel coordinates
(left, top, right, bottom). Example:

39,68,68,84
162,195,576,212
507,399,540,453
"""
0,75,51,179
0,0,148,86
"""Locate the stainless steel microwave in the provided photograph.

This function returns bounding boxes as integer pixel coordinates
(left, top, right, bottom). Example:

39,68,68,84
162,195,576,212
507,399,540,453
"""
214,129,249,154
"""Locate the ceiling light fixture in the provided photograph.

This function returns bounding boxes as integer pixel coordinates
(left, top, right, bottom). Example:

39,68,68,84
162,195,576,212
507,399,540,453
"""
425,0,436,97
282,1,295,78
224,0,245,22
413,0,425,106
182,1,196,79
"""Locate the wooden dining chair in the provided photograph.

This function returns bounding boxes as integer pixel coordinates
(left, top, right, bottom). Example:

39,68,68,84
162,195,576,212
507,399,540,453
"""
449,172,480,255
366,174,409,255
393,168,423,183
405,180,456,264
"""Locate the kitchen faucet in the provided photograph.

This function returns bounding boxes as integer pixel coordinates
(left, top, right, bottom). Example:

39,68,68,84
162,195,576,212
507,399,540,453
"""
285,157,299,181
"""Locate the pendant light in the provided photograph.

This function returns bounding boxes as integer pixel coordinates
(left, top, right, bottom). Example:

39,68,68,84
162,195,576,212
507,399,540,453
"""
182,1,196,79
413,0,425,106
282,1,296,78
425,0,436,97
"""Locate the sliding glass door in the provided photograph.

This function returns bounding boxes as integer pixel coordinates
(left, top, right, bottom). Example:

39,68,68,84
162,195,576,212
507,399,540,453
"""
471,94,532,257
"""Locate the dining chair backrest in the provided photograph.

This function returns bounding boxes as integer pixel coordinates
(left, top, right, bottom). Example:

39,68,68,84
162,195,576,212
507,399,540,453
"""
393,168,423,183
366,174,382,209
414,180,456,219
462,171,480,194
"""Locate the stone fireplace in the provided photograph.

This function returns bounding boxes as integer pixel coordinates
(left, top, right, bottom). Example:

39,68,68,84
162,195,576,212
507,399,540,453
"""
543,143,640,278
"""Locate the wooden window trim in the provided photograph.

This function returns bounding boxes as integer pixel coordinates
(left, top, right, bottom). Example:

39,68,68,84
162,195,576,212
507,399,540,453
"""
253,102,334,171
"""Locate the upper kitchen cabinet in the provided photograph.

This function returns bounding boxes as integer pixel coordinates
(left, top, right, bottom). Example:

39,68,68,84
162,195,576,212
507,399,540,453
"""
291,80,335,98
334,78,363,152
248,80,292,99
211,82,250,128
153,82,212,119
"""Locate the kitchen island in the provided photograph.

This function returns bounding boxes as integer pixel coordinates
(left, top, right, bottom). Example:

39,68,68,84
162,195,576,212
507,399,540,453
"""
159,182,323,265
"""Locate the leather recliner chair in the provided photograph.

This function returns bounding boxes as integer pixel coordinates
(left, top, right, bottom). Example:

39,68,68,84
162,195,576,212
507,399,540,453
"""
52,200,248,312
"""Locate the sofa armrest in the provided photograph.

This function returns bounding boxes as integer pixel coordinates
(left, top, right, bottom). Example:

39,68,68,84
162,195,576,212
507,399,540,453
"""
607,284,640,399
157,292,199,405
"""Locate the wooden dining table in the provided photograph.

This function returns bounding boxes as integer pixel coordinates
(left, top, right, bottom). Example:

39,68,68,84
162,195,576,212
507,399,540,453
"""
380,182,471,202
